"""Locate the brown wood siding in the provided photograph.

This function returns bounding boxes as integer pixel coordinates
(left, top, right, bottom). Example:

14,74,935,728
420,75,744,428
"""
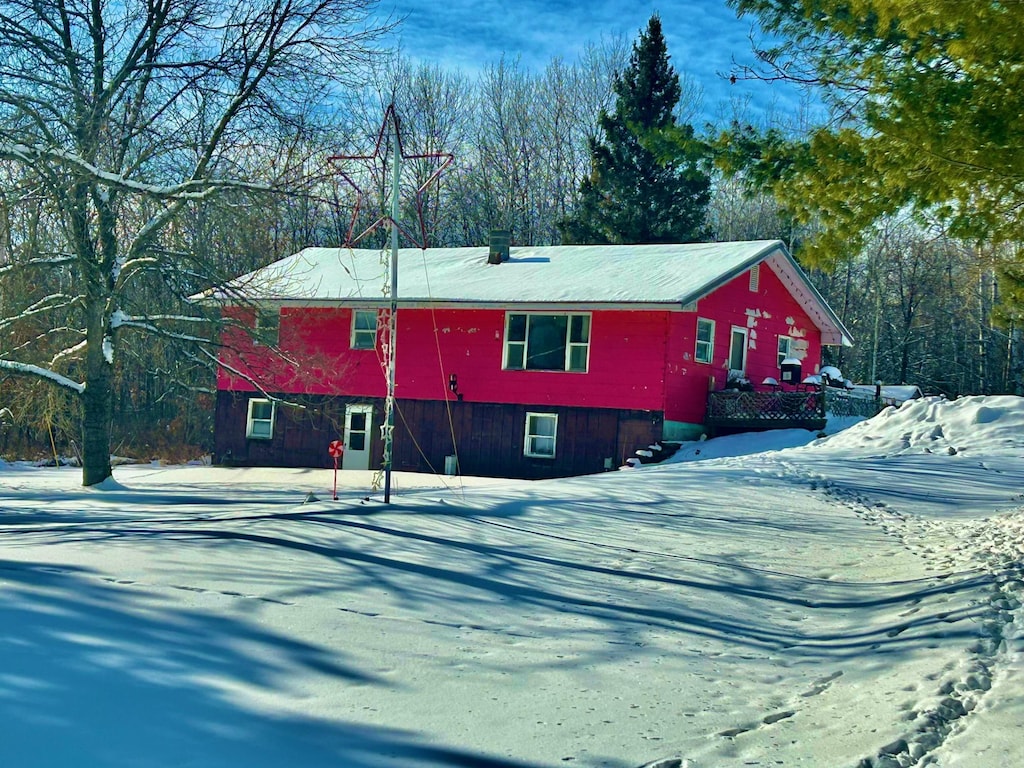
215,392,662,479
214,392,379,469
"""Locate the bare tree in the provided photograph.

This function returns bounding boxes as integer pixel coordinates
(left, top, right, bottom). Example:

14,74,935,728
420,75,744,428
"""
0,0,388,485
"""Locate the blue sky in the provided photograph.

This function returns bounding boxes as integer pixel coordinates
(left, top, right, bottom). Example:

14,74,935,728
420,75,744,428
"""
382,0,810,127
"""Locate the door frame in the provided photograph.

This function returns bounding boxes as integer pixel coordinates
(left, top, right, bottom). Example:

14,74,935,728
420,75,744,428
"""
342,403,374,470
728,326,749,375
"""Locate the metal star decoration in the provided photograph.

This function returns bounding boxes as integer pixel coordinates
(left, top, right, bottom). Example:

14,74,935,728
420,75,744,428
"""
328,104,454,249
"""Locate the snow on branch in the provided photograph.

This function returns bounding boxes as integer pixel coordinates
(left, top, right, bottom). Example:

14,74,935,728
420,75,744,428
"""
0,360,85,393
9,327,85,357
0,294,81,332
51,341,87,365
112,315,216,345
0,255,76,276
0,141,274,200
110,310,217,328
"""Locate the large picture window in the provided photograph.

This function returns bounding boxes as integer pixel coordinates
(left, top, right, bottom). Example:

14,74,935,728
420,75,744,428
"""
246,399,276,440
351,309,377,350
695,318,714,364
504,313,590,372
524,413,558,458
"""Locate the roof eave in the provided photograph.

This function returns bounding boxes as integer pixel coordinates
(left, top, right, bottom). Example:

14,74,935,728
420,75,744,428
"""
765,249,854,347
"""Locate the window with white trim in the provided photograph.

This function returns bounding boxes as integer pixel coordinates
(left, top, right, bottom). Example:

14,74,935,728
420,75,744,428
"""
351,309,377,350
504,313,590,372
253,309,279,346
524,412,558,458
246,399,276,440
695,318,714,364
777,335,792,368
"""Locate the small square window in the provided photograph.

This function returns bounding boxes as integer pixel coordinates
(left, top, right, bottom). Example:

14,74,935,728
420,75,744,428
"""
524,412,557,458
253,309,279,346
246,398,276,440
695,318,714,364
352,310,377,350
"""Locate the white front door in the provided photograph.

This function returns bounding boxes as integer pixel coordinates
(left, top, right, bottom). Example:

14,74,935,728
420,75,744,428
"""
342,404,374,470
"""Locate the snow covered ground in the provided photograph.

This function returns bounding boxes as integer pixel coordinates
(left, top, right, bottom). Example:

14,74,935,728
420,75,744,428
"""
2,395,1023,768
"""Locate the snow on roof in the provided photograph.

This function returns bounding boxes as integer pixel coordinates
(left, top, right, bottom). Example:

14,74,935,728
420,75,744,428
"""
205,240,852,344
850,384,924,404
214,241,780,304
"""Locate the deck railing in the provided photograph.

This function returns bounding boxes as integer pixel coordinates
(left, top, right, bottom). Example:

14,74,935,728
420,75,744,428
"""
705,387,887,433
706,390,824,424
823,388,887,419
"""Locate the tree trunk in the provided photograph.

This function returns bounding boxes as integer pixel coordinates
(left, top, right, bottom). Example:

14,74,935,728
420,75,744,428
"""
81,312,114,487
81,381,113,486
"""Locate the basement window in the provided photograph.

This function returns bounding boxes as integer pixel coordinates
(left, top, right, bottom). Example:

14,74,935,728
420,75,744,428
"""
524,412,558,458
504,313,590,372
246,399,276,440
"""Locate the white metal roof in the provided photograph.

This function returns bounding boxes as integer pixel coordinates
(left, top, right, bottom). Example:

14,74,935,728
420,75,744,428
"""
205,240,853,345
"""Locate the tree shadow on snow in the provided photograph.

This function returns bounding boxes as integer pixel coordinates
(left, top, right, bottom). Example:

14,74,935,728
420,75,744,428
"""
33,507,998,671
0,560,547,768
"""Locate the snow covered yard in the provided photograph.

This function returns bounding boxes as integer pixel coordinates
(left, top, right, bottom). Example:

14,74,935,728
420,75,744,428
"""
2,396,1023,767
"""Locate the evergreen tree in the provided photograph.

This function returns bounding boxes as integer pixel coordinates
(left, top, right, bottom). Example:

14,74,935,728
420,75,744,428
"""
560,15,710,245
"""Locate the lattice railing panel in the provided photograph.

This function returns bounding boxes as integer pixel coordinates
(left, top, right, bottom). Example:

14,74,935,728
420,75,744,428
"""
706,391,825,421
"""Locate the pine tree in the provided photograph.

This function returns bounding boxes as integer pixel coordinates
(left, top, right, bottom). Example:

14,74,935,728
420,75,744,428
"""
560,15,710,245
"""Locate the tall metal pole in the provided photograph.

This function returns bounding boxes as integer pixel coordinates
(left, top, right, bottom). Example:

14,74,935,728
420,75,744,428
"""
383,109,400,504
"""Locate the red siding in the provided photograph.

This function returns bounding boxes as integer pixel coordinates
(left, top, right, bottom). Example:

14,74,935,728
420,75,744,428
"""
664,264,823,424
220,307,386,396
221,307,669,411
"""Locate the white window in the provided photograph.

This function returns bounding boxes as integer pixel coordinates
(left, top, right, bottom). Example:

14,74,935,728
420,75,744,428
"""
695,318,715,364
504,313,590,372
253,309,279,346
351,309,377,350
777,336,792,368
246,399,276,440
729,326,748,373
524,412,558,458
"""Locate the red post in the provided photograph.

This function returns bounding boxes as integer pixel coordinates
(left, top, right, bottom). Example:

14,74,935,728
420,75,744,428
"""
328,440,344,500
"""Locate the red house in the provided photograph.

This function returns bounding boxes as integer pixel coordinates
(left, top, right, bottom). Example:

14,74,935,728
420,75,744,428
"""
209,239,852,478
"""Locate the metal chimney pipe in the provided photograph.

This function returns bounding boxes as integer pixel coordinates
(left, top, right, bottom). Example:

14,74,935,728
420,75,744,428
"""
488,229,510,264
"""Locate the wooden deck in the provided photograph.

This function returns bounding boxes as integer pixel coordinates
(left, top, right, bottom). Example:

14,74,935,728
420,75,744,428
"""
705,390,827,434
705,387,886,435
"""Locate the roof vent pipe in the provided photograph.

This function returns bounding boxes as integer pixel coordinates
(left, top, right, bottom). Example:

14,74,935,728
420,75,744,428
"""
488,229,510,264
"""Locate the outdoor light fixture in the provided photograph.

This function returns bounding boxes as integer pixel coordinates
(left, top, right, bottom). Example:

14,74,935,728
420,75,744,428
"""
448,373,463,401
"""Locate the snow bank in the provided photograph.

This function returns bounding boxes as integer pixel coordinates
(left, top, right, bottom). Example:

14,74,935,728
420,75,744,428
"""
814,395,1024,457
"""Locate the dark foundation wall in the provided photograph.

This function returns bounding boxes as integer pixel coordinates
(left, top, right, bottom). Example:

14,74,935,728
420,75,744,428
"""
214,392,373,469
215,391,663,479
